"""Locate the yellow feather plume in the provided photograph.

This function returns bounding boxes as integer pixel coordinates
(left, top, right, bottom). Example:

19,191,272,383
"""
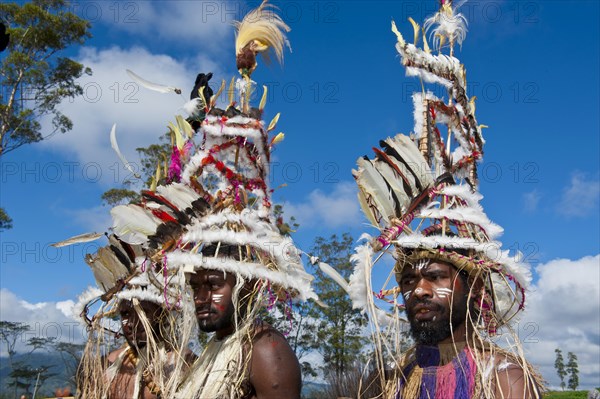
422,27,431,54
259,85,268,111
234,0,290,75
408,17,420,46
267,112,280,132
211,79,226,108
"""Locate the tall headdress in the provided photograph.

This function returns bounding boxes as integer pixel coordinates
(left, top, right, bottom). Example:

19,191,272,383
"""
316,2,534,393
52,2,312,397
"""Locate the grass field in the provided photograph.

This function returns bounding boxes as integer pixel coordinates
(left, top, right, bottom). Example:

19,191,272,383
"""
544,391,594,399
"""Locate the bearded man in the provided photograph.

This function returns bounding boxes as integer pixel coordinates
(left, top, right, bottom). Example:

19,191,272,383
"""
393,252,541,398
183,248,302,398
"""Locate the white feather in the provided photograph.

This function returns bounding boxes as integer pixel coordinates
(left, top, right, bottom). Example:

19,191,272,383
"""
156,183,199,211
356,189,379,228
51,232,103,248
110,205,162,245
318,262,349,292
373,159,412,213
85,253,118,292
182,98,202,116
355,158,395,224
383,135,434,188
126,69,181,94
110,124,141,179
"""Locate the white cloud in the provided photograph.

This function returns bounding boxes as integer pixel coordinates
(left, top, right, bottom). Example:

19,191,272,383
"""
98,1,237,53
0,289,86,355
40,45,226,187
557,172,600,218
284,181,362,229
520,255,600,389
522,189,540,213
64,205,113,233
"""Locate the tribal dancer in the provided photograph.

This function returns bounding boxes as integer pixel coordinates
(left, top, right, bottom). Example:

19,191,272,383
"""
169,3,317,397
68,1,314,397
320,1,544,398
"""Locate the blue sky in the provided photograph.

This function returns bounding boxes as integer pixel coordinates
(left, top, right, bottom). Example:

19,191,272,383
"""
1,0,599,389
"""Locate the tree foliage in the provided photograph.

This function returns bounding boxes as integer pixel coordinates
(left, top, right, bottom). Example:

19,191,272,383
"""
0,207,13,231
0,320,58,397
566,352,579,391
555,348,567,390
0,320,29,367
0,0,92,156
308,233,368,378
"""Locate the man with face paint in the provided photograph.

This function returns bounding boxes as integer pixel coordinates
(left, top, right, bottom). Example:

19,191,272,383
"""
104,299,166,399
387,249,543,399
179,244,302,399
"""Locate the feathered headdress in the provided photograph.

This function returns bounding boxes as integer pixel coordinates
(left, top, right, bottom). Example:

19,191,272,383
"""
69,0,315,310
318,4,530,339
234,0,290,78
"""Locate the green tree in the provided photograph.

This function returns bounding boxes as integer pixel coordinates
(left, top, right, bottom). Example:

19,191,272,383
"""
101,133,171,206
309,233,368,379
566,351,579,391
555,348,567,390
1,0,93,228
54,341,84,388
0,207,13,231
0,321,58,397
0,320,29,369
0,0,92,156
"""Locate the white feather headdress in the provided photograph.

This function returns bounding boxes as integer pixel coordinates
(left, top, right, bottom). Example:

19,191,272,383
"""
341,10,531,336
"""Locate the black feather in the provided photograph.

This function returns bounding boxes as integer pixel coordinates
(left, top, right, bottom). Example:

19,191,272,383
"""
190,72,214,102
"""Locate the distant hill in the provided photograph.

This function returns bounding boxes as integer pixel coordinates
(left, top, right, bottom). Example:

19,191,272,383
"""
0,352,74,397
1,353,327,398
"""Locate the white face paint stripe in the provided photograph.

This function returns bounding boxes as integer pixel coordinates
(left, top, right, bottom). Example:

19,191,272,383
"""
212,294,223,303
435,288,452,298
403,290,412,300
415,259,430,270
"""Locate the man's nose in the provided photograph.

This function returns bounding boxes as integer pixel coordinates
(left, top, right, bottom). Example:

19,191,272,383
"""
194,286,211,305
413,279,433,299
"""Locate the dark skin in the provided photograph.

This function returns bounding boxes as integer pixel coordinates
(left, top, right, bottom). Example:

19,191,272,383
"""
399,260,537,399
106,300,165,399
189,269,302,399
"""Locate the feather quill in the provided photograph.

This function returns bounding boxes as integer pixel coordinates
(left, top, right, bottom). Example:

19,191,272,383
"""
110,205,162,245
355,157,395,225
357,189,379,228
267,113,280,131
211,79,226,108
318,262,349,292
126,69,182,94
85,253,116,292
381,135,434,188
110,124,141,179
51,232,103,248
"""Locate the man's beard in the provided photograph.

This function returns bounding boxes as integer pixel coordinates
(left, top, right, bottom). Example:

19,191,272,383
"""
407,296,468,346
197,302,236,333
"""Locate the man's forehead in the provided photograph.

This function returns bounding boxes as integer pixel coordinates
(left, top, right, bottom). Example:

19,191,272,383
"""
190,268,230,280
402,259,455,274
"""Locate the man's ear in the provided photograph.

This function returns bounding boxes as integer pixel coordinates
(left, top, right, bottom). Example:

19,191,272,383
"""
468,274,486,308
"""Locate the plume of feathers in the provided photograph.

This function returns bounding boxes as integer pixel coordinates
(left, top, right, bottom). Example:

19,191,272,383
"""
353,134,433,229
423,0,468,52
234,0,291,77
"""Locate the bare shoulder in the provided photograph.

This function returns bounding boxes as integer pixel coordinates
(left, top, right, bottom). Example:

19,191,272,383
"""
492,352,541,399
248,324,301,399
106,346,127,364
